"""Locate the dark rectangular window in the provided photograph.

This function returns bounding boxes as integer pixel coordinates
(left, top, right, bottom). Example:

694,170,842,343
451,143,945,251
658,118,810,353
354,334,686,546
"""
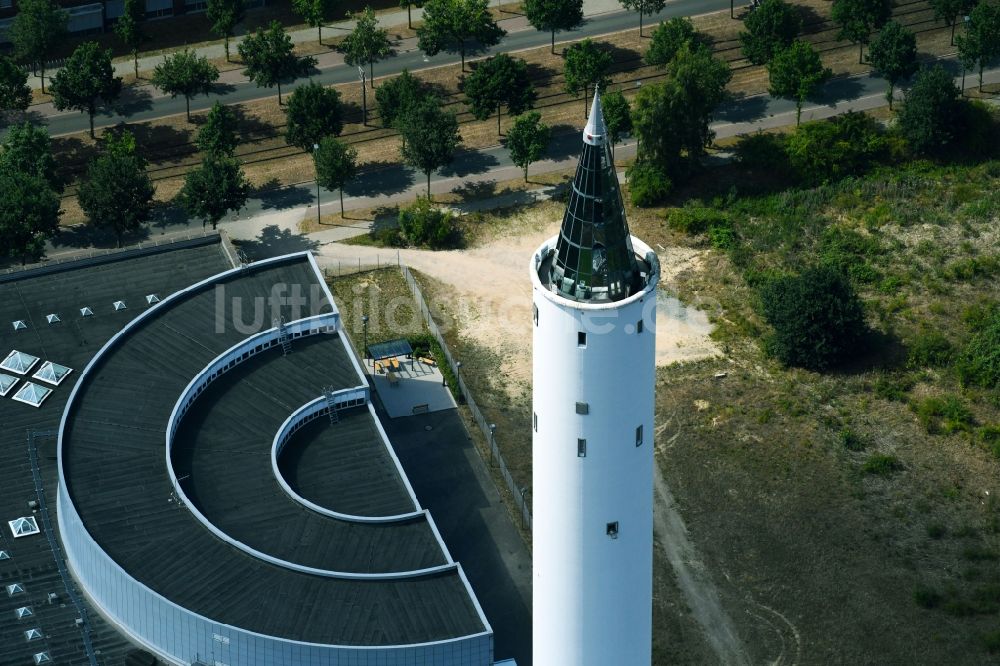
637,319,644,333
635,425,643,447
606,521,619,539
575,402,589,415
577,439,586,457
577,331,587,347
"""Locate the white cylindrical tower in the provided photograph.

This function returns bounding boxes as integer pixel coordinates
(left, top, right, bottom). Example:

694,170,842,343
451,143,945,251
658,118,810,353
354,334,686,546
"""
530,91,659,666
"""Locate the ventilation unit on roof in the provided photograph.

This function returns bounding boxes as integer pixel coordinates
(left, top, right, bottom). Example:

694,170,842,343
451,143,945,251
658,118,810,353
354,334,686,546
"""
0,373,18,397
80,307,94,317
146,294,160,304
32,361,72,387
45,314,60,324
33,652,51,664
9,516,40,538
12,320,26,331
6,583,24,597
24,628,43,641
113,300,126,311
1,350,40,375
12,382,52,408
15,606,32,619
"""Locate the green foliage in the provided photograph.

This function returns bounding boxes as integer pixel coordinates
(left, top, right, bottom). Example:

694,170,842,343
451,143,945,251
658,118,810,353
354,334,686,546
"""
341,7,393,80
983,629,1000,653
398,97,462,196
767,40,832,125
955,1,1000,91
906,330,954,369
600,89,632,148
50,42,122,137
914,585,943,608
115,0,147,78
0,122,60,192
284,81,343,152
292,0,338,42
817,224,883,283
867,20,917,107
313,135,358,214
739,0,801,65
563,38,613,111
416,0,505,70
734,131,788,172
897,65,961,156
9,0,67,92
929,0,975,33
979,425,1000,460
0,54,30,115
831,0,892,63
505,111,550,181
0,167,60,264
759,265,867,370
464,54,536,134
376,69,430,129
179,153,249,229
926,523,947,539
786,112,886,183
197,102,239,156
78,129,155,247
626,162,672,206
617,0,666,34
666,206,728,235
957,310,1000,389
646,17,699,67
206,0,246,61
398,197,460,249
872,373,915,401
862,452,903,476
838,428,866,451
151,49,219,121
955,99,1000,160
239,21,315,104
523,0,584,53
913,395,975,434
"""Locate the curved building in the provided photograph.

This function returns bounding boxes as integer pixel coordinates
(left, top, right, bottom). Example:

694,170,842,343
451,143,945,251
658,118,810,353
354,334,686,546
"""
530,92,659,665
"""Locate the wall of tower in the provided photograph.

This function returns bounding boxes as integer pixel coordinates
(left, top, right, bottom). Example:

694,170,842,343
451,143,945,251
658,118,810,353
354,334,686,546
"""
530,235,657,666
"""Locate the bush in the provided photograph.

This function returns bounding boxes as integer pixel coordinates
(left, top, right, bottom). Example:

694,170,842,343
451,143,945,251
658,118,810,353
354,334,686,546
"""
906,330,954,369
666,206,729,235
818,225,883,284
897,65,961,156
926,523,946,539
626,162,672,207
397,197,461,249
863,453,903,476
839,427,866,451
983,629,1000,654
914,584,943,608
759,266,867,370
913,395,975,434
786,112,887,184
871,373,915,401
735,131,788,172
957,310,1000,389
979,426,1000,460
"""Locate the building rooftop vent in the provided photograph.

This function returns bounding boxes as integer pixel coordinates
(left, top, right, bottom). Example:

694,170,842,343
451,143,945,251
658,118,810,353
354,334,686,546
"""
6,583,25,597
24,628,43,641
146,294,160,304
12,382,52,408
112,300,126,311
1,350,40,375
45,314,60,324
0,550,9,560
15,606,32,619
32,361,72,387
9,516,40,538
12,320,27,331
80,307,93,317
0,373,18,397
33,652,52,665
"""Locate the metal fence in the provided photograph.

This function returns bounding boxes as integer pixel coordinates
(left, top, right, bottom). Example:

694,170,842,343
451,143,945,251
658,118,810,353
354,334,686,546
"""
400,265,532,532
323,252,403,279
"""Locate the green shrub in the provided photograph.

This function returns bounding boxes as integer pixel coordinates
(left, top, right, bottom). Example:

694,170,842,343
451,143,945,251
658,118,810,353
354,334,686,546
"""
906,330,954,369
818,225,883,284
666,206,730,235
872,373,914,401
926,523,946,539
914,584,942,608
734,131,788,173
863,453,903,476
913,395,975,434
983,629,1000,653
979,426,1000,460
838,428,866,451
786,112,887,184
759,265,867,371
897,65,961,156
962,545,999,562
957,310,1000,389
397,197,461,249
626,162,672,207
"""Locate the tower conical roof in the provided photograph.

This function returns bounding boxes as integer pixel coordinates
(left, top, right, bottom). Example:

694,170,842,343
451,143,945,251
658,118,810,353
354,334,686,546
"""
548,89,641,302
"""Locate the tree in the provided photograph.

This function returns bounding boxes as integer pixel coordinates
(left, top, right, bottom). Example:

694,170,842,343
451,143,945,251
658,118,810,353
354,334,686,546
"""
505,111,550,181
523,0,584,54
0,55,31,116
416,0,506,72
9,0,67,94
0,170,60,265
785,111,887,183
400,0,423,30
115,0,147,79
867,20,917,108
760,265,867,371
398,197,459,248
151,49,219,122
179,153,250,229
292,0,338,45
645,16,699,68
0,122,61,192
398,98,461,197
78,130,155,247
564,39,613,117
767,40,832,125
600,89,631,159
929,0,974,45
197,102,239,156
464,54,536,135
896,65,961,155
376,69,429,128
341,7,393,85
49,42,122,138
284,81,344,152
206,0,246,62
831,0,892,65
239,21,315,105
955,1,1000,92
314,136,358,215
739,0,801,65
618,0,666,37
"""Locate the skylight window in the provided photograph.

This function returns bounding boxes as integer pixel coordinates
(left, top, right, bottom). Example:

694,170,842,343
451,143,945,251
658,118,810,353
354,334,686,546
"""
6,583,24,597
1,350,40,375
113,300,126,311
146,294,160,304
9,516,40,538
24,628,43,641
80,307,93,317
0,374,18,397
45,314,60,324
0,550,9,560
34,653,51,665
32,361,72,386
12,320,27,331
12,382,52,408
15,606,32,619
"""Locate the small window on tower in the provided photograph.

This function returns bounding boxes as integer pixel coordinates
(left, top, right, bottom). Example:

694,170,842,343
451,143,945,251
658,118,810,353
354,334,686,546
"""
577,438,587,457
576,402,589,415
533,412,538,432
533,303,539,326
637,319,644,333
577,331,587,347
606,521,619,539
635,425,643,447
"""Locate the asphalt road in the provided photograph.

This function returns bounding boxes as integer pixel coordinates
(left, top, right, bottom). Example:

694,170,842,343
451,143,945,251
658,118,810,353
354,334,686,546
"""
34,0,732,137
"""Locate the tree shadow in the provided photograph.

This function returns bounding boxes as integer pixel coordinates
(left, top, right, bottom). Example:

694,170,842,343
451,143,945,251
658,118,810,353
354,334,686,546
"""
716,93,771,123
231,105,278,142
52,135,99,177
525,61,556,83
345,160,416,197
604,42,643,74
797,6,825,34
125,121,195,165
111,85,154,116
50,220,152,250
234,224,319,260
256,179,317,211
816,76,867,108
544,124,581,161
149,202,192,230
831,329,907,375
451,179,499,202
439,149,500,177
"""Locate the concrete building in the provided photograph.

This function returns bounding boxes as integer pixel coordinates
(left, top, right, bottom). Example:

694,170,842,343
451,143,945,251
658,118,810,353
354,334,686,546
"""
529,92,659,665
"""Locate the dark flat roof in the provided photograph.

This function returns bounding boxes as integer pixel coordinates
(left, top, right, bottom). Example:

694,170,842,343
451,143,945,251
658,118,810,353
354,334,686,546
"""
62,256,485,646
